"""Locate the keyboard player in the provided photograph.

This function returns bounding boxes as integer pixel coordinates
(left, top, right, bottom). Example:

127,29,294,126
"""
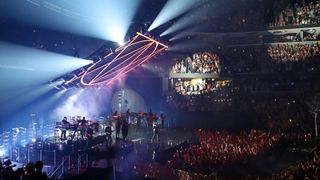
78,117,87,140
61,117,70,140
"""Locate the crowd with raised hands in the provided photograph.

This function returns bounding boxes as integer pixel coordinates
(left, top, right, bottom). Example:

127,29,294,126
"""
0,159,48,180
168,129,281,174
170,52,220,74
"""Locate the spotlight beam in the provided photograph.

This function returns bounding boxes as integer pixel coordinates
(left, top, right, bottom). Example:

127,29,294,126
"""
148,0,200,31
160,3,214,37
0,0,142,43
0,41,92,91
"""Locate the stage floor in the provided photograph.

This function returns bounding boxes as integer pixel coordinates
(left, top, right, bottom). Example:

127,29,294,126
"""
64,127,193,179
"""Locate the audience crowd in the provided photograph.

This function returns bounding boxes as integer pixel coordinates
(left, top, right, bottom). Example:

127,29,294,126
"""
167,87,233,112
174,79,231,96
170,52,220,74
205,0,320,32
249,97,310,134
0,159,48,180
267,42,320,61
271,0,320,27
221,42,320,75
168,129,281,174
267,148,320,179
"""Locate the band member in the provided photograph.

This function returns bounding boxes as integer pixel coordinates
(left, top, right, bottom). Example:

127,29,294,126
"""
115,118,121,140
148,109,153,128
78,117,87,140
113,111,118,119
136,112,143,127
86,125,94,146
160,113,165,129
87,125,94,139
71,117,81,139
152,119,159,143
121,120,128,141
105,123,113,147
61,117,69,140
126,109,130,123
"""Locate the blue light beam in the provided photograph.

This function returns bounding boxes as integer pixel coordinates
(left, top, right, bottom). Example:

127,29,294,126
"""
160,4,214,37
0,41,92,91
0,0,141,44
148,0,200,31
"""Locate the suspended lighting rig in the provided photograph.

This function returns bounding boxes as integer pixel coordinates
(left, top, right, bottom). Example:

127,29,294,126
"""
53,32,168,89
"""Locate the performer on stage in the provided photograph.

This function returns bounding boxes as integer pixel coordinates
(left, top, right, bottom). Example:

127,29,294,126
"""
86,125,94,139
78,117,87,140
160,113,165,129
121,120,129,141
115,118,121,140
136,112,143,127
152,119,159,143
148,109,154,128
126,109,130,122
105,123,113,147
61,117,69,140
86,125,94,146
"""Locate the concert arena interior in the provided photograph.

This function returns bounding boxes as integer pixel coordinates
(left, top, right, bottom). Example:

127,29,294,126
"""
1,0,320,179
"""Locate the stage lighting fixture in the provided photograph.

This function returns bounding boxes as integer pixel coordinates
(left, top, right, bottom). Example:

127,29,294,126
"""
80,32,168,86
63,32,167,87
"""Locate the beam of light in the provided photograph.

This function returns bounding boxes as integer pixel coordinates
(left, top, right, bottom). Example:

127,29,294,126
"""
1,84,54,115
0,0,141,44
0,41,92,92
0,149,5,157
148,0,200,31
160,10,211,37
160,2,215,37
74,32,168,86
29,88,68,114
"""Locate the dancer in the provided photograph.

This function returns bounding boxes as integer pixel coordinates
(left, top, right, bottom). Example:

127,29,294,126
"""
122,120,129,141
115,118,121,141
152,119,159,143
160,113,165,129
105,123,113,147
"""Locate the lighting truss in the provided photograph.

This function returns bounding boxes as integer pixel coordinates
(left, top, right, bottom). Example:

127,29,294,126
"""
64,32,168,87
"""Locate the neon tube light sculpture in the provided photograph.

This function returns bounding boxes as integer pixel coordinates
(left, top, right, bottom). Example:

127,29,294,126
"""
65,32,168,87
